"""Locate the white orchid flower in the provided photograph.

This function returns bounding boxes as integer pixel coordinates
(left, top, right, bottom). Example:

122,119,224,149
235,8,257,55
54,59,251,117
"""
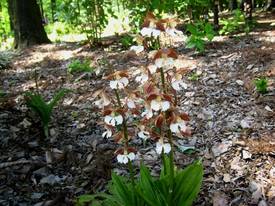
110,77,129,90
104,113,123,126
102,129,112,138
130,45,144,54
148,64,157,74
141,107,153,119
170,119,187,134
155,57,174,69
94,97,111,108
140,27,161,37
156,140,171,154
135,73,149,84
126,99,136,109
138,130,150,140
117,152,135,164
150,98,170,112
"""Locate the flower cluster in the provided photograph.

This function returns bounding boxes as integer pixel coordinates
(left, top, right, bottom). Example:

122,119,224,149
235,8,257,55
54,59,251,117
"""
130,12,183,54
141,12,183,38
93,12,190,165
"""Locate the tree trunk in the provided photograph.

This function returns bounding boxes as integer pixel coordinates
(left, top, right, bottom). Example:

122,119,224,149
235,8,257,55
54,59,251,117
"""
51,0,57,22
244,0,253,21
213,0,219,30
230,0,238,10
7,0,50,49
266,0,275,10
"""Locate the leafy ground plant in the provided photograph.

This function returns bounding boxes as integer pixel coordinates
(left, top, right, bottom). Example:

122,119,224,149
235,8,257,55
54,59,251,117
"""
119,34,134,49
25,89,69,138
254,77,268,94
77,158,203,206
188,71,201,81
219,9,245,35
186,22,215,53
68,59,94,74
77,12,203,206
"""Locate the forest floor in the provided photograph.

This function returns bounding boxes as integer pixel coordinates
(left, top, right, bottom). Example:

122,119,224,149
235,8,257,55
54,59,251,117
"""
0,13,275,206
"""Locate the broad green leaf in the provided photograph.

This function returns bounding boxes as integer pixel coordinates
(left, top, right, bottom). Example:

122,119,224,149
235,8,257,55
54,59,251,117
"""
174,160,203,206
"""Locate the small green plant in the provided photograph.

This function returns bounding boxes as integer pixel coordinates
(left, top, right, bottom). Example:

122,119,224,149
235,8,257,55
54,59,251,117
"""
119,35,134,49
186,22,215,53
25,89,69,138
68,59,94,74
219,9,245,35
0,51,14,70
0,90,5,97
254,77,268,94
188,72,200,81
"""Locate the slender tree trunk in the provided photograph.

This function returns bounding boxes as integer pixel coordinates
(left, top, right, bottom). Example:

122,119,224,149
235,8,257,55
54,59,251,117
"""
51,0,57,22
244,0,253,21
230,0,238,10
213,0,219,30
266,0,275,10
7,0,50,49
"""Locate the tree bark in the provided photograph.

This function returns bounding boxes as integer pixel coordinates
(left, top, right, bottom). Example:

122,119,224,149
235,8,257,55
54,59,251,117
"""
244,0,253,21
7,0,50,49
230,0,238,10
266,0,275,10
213,0,219,30
51,0,57,22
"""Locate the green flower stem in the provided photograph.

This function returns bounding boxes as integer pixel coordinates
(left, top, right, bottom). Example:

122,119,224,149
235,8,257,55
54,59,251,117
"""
114,89,128,147
115,89,135,185
167,129,174,178
128,160,136,188
43,125,49,138
115,89,122,107
156,36,161,50
161,151,167,175
160,67,174,174
160,68,166,93
160,67,175,198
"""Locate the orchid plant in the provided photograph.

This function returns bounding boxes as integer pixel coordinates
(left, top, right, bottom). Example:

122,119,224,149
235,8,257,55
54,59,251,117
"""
78,12,203,206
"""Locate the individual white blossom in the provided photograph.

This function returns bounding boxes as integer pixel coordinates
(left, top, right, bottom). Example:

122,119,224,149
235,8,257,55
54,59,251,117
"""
140,27,161,38
126,99,136,109
130,45,144,54
155,57,174,68
170,119,187,134
141,107,153,119
94,97,111,108
110,77,129,90
151,99,170,112
117,152,135,164
104,113,123,126
156,141,171,154
102,129,112,138
138,130,150,140
135,73,149,84
148,64,157,74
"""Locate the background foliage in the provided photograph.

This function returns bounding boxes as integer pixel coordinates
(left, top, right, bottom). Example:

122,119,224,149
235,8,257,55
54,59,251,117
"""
0,0,270,50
